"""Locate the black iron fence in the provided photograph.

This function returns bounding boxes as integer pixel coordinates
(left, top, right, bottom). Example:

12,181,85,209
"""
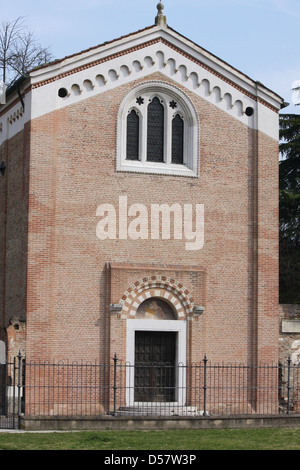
1,354,300,428
0,356,23,429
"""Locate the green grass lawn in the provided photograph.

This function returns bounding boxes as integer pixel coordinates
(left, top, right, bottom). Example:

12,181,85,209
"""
0,428,300,450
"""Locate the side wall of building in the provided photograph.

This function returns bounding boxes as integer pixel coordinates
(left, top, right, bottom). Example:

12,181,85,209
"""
0,122,29,357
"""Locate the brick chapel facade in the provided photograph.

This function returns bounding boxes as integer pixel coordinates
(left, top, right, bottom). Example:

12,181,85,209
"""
0,4,284,381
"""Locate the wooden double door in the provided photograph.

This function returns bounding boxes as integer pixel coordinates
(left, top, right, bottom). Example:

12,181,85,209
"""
134,331,176,402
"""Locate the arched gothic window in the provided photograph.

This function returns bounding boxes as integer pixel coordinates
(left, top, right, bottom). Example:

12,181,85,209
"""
126,109,140,161
118,82,199,177
172,114,184,164
147,97,164,163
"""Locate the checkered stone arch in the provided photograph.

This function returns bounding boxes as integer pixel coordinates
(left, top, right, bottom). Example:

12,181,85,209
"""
120,275,194,320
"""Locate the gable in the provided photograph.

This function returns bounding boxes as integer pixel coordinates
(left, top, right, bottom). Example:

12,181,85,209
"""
0,23,283,144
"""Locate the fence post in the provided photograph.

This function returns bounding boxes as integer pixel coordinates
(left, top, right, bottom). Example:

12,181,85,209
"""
17,351,22,429
287,355,291,415
12,356,16,429
203,354,207,417
113,353,118,416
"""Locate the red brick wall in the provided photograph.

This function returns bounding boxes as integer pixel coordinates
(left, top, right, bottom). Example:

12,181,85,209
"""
256,130,279,364
6,72,279,365
0,125,29,356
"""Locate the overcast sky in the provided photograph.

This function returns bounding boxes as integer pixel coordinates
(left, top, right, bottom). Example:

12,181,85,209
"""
1,0,300,114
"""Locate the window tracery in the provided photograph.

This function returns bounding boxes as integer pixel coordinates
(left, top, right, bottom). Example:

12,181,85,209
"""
117,82,199,177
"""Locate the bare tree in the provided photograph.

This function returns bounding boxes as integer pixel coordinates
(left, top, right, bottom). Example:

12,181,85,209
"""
0,17,52,89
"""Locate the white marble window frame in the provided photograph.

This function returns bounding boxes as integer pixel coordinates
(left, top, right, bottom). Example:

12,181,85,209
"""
116,81,199,177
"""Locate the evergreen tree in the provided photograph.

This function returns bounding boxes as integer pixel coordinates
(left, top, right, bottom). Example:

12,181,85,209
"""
279,114,300,303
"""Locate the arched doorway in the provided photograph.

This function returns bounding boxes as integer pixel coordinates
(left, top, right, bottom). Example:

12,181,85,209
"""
135,299,177,402
126,298,186,407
